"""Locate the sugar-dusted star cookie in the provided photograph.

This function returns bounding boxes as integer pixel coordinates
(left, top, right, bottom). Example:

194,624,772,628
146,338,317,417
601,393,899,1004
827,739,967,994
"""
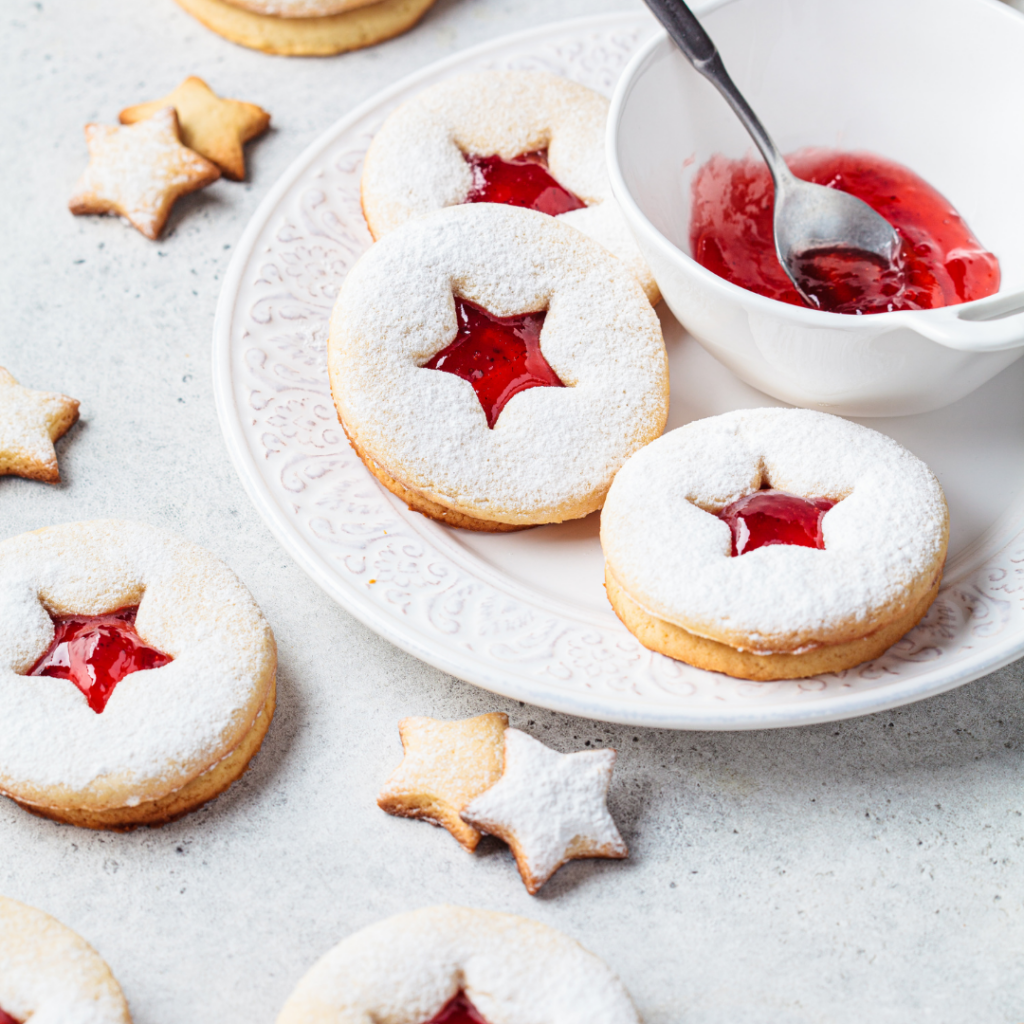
0,368,80,483
120,77,270,182
377,712,508,852
68,107,221,240
461,728,628,894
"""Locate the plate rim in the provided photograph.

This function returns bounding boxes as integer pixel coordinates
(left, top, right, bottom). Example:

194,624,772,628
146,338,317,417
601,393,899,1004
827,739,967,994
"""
212,11,1024,730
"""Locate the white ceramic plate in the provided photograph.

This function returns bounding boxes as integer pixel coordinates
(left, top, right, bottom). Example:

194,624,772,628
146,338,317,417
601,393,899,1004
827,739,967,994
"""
213,11,1024,730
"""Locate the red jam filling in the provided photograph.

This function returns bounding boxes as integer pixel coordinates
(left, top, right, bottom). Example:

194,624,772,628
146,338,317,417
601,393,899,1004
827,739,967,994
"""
690,148,999,314
29,606,172,714
464,149,586,217
0,1009,19,1024
719,489,835,556
425,993,490,1024
423,297,564,428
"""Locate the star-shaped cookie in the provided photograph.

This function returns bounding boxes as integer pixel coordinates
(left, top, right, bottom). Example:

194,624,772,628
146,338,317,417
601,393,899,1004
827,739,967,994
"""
120,77,270,181
0,368,80,483
460,729,627,894
68,107,221,240
377,712,508,852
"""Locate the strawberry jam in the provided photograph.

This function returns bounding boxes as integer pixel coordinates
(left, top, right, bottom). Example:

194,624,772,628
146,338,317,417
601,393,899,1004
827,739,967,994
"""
690,149,999,314
719,489,835,556
423,297,564,428
29,606,172,714
0,1008,19,1024
464,149,585,217
426,993,490,1024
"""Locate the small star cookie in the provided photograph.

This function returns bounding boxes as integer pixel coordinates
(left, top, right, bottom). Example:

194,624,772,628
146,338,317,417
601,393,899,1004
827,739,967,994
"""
0,368,80,484
377,712,508,852
120,77,270,182
460,728,628,894
68,107,221,240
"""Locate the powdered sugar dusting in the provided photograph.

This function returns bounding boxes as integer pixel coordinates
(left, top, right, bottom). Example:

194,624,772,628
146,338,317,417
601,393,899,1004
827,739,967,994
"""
0,520,276,807
601,409,949,653
276,905,640,1024
329,203,668,525
68,107,219,239
460,729,626,893
0,896,130,1024
360,71,658,301
0,367,78,475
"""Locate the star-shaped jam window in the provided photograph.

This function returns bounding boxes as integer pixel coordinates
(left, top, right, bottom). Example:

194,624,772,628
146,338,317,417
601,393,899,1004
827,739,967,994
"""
423,298,564,428
464,148,585,217
719,488,836,555
29,606,171,713
427,993,491,1024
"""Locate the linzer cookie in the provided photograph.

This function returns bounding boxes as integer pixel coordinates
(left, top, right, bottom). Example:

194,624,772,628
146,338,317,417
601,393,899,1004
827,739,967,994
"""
0,520,277,830
120,76,270,182
220,0,381,13
0,368,79,483
0,895,132,1024
276,905,640,1024
173,0,436,56
601,408,949,680
68,107,220,240
329,203,668,531
361,70,660,302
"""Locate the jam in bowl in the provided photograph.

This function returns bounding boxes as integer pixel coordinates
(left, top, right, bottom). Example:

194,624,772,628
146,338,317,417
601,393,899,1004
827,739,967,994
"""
608,0,1024,415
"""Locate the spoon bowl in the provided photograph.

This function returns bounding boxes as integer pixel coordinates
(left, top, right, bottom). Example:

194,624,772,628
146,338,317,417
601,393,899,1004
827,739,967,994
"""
774,176,902,309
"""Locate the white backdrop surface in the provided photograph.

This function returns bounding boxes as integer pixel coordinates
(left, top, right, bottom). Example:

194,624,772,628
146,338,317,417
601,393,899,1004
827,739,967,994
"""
1,1,1022,1021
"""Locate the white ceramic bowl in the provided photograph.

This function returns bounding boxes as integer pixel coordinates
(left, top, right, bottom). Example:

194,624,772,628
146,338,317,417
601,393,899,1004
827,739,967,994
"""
608,0,1024,415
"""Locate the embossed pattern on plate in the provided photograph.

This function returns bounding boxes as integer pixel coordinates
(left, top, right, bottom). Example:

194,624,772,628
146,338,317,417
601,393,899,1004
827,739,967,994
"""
213,12,1024,728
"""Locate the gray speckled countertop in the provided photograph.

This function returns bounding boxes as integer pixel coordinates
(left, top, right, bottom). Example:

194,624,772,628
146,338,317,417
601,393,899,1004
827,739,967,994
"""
2,1,1023,1021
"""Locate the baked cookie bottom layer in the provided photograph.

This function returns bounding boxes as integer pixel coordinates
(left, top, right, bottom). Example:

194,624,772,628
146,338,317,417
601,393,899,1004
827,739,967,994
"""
345,427,532,534
173,0,435,55
605,568,941,681
7,679,276,832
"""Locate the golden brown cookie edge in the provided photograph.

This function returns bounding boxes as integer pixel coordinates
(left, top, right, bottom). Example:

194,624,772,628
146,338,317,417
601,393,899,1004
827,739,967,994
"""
344,423,533,533
605,566,942,681
172,0,437,56
5,679,276,831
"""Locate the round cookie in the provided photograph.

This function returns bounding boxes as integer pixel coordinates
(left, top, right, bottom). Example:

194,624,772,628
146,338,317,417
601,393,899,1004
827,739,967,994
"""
360,71,661,303
276,905,640,1024
0,520,277,830
220,0,379,14
329,203,669,530
0,895,131,1024
600,409,949,680
173,0,435,56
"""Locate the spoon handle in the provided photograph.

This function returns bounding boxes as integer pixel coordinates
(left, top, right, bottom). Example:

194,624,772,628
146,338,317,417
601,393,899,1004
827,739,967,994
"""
642,0,794,188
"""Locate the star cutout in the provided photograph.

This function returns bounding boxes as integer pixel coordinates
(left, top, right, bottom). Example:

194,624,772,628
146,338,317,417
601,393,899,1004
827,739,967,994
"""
460,728,628,894
0,367,79,483
120,76,270,182
377,712,508,852
423,297,563,429
68,107,221,240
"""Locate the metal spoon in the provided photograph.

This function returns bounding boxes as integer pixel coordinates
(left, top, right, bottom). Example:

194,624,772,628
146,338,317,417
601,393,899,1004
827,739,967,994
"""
643,0,902,309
